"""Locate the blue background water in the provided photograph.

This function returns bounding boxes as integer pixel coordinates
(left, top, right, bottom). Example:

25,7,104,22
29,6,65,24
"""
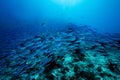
0,0,120,52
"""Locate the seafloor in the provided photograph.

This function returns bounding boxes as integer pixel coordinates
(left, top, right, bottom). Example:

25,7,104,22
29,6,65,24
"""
0,23,120,80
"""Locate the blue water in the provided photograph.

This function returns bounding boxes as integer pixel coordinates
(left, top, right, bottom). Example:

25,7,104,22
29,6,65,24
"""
0,0,120,50
0,0,120,79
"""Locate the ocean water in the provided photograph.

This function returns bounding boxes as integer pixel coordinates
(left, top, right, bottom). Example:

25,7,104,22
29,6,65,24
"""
0,0,120,79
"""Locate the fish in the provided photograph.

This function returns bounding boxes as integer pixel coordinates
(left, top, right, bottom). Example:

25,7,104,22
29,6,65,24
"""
41,22,46,27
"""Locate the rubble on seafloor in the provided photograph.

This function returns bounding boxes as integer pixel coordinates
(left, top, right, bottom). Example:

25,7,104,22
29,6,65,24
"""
0,24,120,80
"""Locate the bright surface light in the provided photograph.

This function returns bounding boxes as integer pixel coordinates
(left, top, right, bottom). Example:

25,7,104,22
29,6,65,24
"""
52,0,83,6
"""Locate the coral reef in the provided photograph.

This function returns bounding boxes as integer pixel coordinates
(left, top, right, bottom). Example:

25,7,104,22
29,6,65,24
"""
0,23,120,80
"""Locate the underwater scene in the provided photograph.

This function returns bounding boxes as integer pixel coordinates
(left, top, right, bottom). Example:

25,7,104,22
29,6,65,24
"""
0,0,120,80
